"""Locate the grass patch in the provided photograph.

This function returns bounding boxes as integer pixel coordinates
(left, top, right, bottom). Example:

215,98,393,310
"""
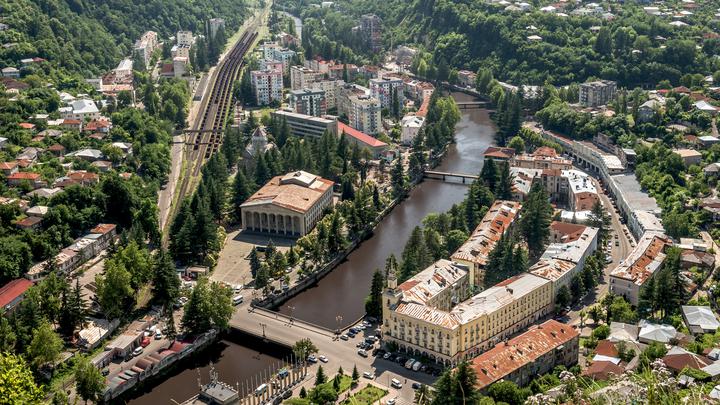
284,375,353,404
284,399,310,405
342,384,388,405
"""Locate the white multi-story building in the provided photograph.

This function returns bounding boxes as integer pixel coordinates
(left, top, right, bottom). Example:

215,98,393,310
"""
208,18,226,39
59,99,101,121
400,114,424,144
348,93,382,134
262,42,297,73
177,30,193,47
290,66,322,91
251,68,284,106
370,77,405,110
579,80,617,107
134,31,158,68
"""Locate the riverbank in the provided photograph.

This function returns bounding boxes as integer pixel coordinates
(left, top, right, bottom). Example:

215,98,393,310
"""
278,93,496,328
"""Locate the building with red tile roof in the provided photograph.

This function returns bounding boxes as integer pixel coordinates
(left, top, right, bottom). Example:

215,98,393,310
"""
0,279,33,312
483,146,516,161
610,233,670,305
469,320,579,391
583,360,625,381
7,171,43,188
15,215,42,230
337,122,387,157
18,122,35,130
0,161,18,176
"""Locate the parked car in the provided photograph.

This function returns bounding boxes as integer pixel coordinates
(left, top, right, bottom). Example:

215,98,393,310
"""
391,378,403,389
412,382,423,390
363,371,374,379
141,337,151,347
307,355,318,363
132,346,144,357
387,399,396,405
383,352,392,360
155,331,163,340
319,355,328,363
357,349,368,357
340,334,349,341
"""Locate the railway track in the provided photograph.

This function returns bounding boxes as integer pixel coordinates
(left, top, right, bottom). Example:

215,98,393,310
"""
172,26,258,220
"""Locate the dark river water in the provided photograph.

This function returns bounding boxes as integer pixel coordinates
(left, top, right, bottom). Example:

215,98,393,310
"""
277,92,495,329
127,92,494,404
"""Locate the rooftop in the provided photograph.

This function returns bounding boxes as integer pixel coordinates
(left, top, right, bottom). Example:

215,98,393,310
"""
470,320,578,389
0,279,33,308
609,174,660,213
610,233,669,286
451,201,522,266
682,306,720,331
337,122,387,148
241,171,333,214
397,260,468,306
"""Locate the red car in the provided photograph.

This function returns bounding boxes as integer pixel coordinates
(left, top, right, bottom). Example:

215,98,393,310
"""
141,337,151,347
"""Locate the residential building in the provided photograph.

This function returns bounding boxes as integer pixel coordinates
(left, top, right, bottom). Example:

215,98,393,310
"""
310,79,342,110
530,223,599,299
271,110,337,139
134,31,159,68
638,321,678,344
1,67,19,78
347,94,382,135
171,44,191,59
208,18,226,39
290,66,322,91
458,70,477,88
176,30,193,47
403,80,435,102
59,99,100,121
251,68,283,105
0,279,34,313
369,77,404,110
400,115,425,145
260,59,284,72
681,306,720,335
511,146,572,170
360,14,383,52
383,269,552,365
262,42,296,73
609,232,670,305
579,80,617,107
290,89,327,117
0,161,18,176
337,83,371,115
240,171,334,236
469,320,579,391
7,172,44,189
483,146,516,161
337,122,387,157
674,149,703,167
451,201,522,286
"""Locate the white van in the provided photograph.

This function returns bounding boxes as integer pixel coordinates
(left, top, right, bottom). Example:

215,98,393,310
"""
391,378,402,388
412,361,422,371
254,383,268,396
232,295,244,305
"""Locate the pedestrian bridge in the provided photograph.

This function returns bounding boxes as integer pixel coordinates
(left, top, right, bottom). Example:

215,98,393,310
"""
455,101,488,109
423,170,478,183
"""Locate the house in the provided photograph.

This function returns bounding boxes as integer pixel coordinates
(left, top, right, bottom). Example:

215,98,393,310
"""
25,187,63,199
91,161,113,172
681,306,720,335
0,161,18,176
483,146,516,161
400,115,425,145
694,100,718,115
60,99,100,121
7,172,44,188
15,216,42,230
26,205,49,217
61,119,82,131
699,135,720,148
609,322,639,342
0,279,34,312
83,119,112,134
661,346,713,374
637,99,662,122
609,233,669,305
111,142,133,156
673,149,703,166
704,163,720,177
638,321,677,344
1,67,20,78
66,148,103,162
583,360,625,381
47,144,66,156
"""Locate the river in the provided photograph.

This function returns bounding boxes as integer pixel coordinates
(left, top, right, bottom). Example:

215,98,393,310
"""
277,92,495,329
126,92,494,404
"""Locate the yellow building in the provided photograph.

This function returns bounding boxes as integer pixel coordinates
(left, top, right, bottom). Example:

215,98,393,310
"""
383,261,553,366
451,200,522,286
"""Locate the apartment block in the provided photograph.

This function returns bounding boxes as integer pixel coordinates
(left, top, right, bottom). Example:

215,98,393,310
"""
348,93,382,134
361,14,383,52
579,80,617,107
370,77,405,110
262,42,297,74
133,31,158,68
290,89,327,117
290,66,323,91
251,68,283,106
609,232,670,305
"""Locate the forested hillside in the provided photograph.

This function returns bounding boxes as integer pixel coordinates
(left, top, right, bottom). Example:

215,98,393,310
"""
1,0,251,76
283,0,720,87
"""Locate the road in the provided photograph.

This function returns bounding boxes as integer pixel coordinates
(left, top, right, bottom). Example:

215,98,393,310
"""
229,304,435,404
566,175,635,327
158,135,185,231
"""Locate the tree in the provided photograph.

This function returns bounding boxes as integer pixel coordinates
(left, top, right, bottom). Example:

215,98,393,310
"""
293,338,319,364
181,277,233,335
299,387,307,398
507,136,525,153
495,161,514,200
432,362,480,405
520,182,552,259
315,365,327,386
95,258,134,320
352,365,360,383
74,355,104,404
594,27,613,56
365,270,384,318
487,380,525,405
152,249,181,310
570,274,584,302
59,280,86,337
0,317,16,352
28,320,63,369
233,171,253,220
249,248,262,278
415,383,432,404
0,353,44,404
480,158,498,191
556,285,571,310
